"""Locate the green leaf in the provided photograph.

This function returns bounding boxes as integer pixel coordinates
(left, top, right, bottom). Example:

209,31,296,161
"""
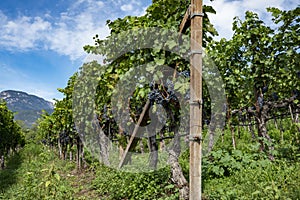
45,181,51,188
154,58,165,65
54,173,61,181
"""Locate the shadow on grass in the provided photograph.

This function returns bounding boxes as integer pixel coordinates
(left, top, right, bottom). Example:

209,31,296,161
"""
0,152,23,194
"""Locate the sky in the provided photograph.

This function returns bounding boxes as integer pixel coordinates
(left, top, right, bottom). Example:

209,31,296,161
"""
0,0,298,102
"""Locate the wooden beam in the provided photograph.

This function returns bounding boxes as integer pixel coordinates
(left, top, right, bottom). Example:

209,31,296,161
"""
179,6,190,35
189,0,203,199
118,99,150,168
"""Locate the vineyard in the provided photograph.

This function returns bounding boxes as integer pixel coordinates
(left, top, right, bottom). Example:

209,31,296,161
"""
0,0,299,199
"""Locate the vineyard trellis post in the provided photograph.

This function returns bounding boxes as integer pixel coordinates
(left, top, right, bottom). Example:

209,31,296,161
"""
118,100,150,168
180,0,203,199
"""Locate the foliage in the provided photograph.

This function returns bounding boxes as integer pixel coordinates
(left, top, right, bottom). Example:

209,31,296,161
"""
37,73,78,143
203,160,300,199
0,100,25,158
1,128,300,199
36,73,81,165
207,7,299,108
201,121,300,199
0,144,77,200
82,0,218,128
206,6,299,154
92,165,178,200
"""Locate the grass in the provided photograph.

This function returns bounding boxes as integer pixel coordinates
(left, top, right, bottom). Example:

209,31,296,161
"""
1,125,300,199
0,153,23,194
0,143,97,200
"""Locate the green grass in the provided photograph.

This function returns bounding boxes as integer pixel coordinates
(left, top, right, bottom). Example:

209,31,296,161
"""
0,143,97,200
202,155,300,199
1,126,300,200
0,153,23,194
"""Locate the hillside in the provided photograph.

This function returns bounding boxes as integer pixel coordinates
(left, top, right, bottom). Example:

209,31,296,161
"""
0,90,54,127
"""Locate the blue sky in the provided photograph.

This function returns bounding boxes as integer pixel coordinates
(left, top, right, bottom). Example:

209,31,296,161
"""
0,0,298,102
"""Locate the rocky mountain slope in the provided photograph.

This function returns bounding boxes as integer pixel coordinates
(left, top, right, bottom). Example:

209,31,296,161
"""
0,90,54,127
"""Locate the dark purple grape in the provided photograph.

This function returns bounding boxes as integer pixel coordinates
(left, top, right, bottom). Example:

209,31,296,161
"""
41,139,47,145
262,85,268,94
155,94,164,104
272,92,279,101
167,93,178,102
148,90,158,101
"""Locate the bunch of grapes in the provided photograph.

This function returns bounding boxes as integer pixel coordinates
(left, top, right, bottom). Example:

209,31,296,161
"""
148,79,178,105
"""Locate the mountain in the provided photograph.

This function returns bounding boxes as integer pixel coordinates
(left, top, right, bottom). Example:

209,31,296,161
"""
0,90,54,127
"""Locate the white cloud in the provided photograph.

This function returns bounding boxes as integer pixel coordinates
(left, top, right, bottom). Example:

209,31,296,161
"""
204,0,298,40
0,0,110,60
243,0,282,10
119,0,147,16
43,0,111,60
0,16,51,50
0,0,152,60
121,4,134,11
45,14,109,60
205,0,241,39
0,0,150,60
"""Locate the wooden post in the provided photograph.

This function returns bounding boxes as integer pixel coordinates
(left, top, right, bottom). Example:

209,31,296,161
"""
179,6,190,36
190,0,203,199
118,99,150,168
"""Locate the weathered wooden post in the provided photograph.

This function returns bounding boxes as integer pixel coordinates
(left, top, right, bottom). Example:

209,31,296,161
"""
179,0,203,199
118,100,150,168
189,0,203,199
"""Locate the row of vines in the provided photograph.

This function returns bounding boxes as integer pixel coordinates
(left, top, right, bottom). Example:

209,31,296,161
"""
0,100,25,169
